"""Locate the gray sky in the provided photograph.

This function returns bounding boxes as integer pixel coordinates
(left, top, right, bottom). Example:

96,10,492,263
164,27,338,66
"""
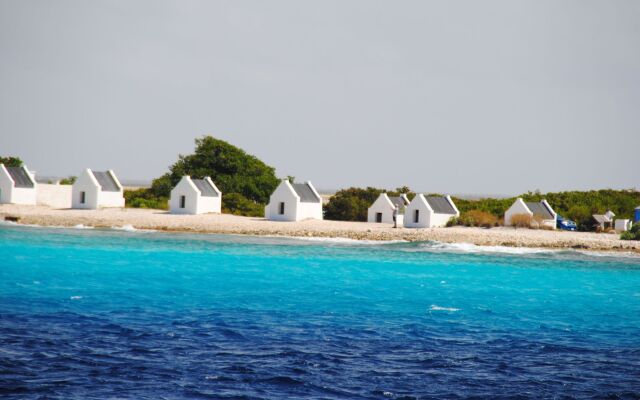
1,0,638,195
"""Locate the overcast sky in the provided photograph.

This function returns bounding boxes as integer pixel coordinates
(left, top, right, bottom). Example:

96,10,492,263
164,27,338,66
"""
1,0,638,195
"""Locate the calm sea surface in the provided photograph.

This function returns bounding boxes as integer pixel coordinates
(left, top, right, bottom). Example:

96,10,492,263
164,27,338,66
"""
1,224,639,399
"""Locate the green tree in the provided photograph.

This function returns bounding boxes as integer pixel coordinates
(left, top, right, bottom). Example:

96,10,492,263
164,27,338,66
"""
0,156,23,167
150,136,279,204
324,187,409,221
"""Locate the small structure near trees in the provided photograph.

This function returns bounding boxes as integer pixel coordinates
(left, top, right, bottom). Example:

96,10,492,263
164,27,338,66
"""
504,198,557,229
367,193,410,224
0,164,37,205
265,180,323,221
169,176,221,215
403,194,459,228
72,169,124,209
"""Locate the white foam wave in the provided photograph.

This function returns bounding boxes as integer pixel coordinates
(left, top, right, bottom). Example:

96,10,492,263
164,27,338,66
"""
70,296,82,300
286,236,408,245
574,249,640,259
111,224,138,232
429,305,460,312
424,241,554,255
109,225,156,233
73,224,94,230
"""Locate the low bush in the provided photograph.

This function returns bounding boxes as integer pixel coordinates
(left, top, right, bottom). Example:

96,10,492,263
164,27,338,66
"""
222,193,264,217
124,188,168,210
459,210,499,228
59,176,77,185
509,214,532,228
620,223,640,241
446,217,458,227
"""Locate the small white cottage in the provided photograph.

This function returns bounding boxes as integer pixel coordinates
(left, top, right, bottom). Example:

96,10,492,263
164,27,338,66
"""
504,198,557,229
0,164,37,205
72,169,125,209
367,193,410,224
169,176,221,215
265,180,323,221
592,210,616,231
404,194,459,228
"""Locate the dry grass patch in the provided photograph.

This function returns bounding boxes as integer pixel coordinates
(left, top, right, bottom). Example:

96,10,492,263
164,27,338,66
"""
510,213,532,229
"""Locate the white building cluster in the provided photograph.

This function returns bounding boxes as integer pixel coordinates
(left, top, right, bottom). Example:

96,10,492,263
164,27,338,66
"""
2,161,634,232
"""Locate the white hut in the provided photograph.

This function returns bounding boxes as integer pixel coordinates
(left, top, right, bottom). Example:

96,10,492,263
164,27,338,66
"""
169,176,221,215
367,193,410,224
592,210,616,231
72,169,124,209
504,198,557,229
404,194,459,228
0,164,37,205
265,180,322,221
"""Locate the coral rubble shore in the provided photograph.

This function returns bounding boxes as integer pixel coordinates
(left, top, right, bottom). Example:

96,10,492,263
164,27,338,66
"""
1,205,638,253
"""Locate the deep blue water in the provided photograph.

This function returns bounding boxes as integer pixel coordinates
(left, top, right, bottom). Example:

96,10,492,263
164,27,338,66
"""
1,224,639,399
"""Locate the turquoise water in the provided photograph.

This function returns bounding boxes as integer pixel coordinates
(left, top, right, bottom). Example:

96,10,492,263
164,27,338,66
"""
1,224,639,399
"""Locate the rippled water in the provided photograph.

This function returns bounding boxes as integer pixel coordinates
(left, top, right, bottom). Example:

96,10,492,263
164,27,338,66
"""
1,224,639,399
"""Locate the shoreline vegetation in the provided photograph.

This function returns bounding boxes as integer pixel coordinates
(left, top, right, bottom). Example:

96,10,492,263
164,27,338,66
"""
1,205,639,254
2,137,639,249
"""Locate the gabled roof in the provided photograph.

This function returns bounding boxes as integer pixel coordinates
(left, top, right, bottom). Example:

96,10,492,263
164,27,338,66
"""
592,214,611,224
425,196,457,215
525,201,554,220
388,195,409,208
92,171,120,192
292,183,320,203
6,166,35,188
192,179,218,197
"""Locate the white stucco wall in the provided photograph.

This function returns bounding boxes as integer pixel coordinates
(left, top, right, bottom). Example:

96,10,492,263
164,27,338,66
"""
614,219,632,232
9,187,37,205
297,201,323,220
0,165,37,205
504,198,556,229
367,194,395,223
0,175,11,204
100,191,125,208
170,177,199,214
37,184,72,208
403,194,458,228
504,198,532,226
404,195,434,228
265,181,300,221
540,200,557,229
266,180,323,221
169,176,221,215
0,167,12,204
72,169,124,209
72,169,100,209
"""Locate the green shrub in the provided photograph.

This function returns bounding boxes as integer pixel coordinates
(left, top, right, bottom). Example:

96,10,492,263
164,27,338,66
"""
446,217,459,227
222,193,264,217
0,156,23,167
620,223,640,241
324,187,414,221
124,188,168,210
59,176,76,185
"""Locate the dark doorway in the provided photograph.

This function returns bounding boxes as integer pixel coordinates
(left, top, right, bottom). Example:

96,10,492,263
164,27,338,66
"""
376,212,382,223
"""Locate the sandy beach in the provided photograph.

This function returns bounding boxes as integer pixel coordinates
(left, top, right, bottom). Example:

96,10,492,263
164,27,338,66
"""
1,204,638,253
